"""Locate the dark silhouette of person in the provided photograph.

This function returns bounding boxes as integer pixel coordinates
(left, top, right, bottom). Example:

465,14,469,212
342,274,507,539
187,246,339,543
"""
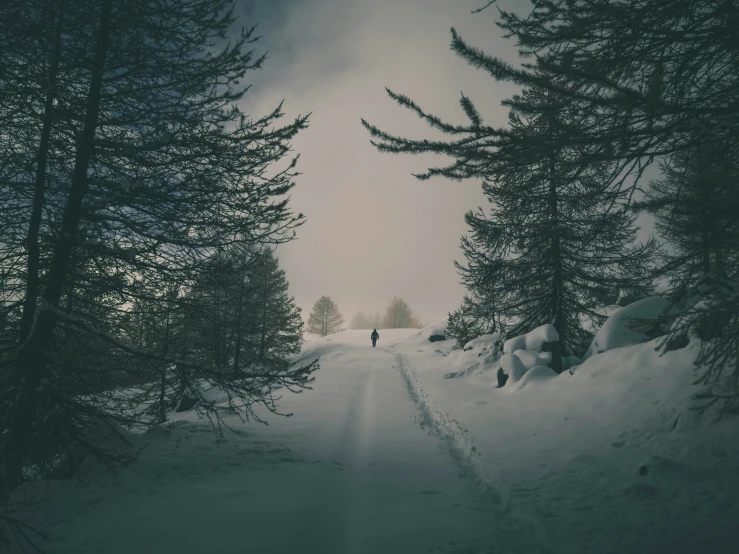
371,329,379,347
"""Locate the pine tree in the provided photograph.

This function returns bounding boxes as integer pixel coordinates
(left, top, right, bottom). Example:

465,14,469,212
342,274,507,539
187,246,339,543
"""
0,0,317,484
382,297,421,329
639,137,739,295
420,0,739,406
445,295,498,349
636,136,739,417
364,79,654,371
246,249,304,370
307,296,345,337
462,0,739,166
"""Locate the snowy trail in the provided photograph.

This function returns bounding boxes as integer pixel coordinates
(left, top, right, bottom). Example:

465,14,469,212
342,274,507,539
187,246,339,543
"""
390,351,510,508
258,334,501,553
12,330,503,554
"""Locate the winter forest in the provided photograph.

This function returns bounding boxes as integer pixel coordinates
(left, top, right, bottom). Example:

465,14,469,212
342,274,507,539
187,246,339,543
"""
1,0,738,553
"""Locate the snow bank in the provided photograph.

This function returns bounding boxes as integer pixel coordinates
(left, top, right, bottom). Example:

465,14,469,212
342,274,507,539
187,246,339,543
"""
512,349,552,370
513,365,558,390
404,320,449,344
499,353,528,383
443,339,501,379
503,323,559,354
584,296,670,359
562,354,583,372
427,323,446,335
463,333,500,352
497,347,554,386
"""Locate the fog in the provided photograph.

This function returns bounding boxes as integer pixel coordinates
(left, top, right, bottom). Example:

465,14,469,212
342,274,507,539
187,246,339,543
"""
236,0,523,324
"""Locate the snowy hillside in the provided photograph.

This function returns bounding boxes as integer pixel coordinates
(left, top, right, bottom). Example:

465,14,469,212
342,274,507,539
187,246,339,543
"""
8,325,739,553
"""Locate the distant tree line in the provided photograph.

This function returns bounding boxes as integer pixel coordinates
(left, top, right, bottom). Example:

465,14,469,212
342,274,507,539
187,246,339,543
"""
363,0,739,416
304,296,424,337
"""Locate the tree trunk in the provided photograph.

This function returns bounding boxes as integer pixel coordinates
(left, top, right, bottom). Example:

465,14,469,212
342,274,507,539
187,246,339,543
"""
18,5,66,346
232,257,247,373
214,286,222,368
5,0,113,484
158,310,170,424
700,197,712,278
258,258,269,361
547,111,565,373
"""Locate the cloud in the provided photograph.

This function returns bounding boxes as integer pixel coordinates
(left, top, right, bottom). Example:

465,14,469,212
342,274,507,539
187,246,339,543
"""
236,0,523,323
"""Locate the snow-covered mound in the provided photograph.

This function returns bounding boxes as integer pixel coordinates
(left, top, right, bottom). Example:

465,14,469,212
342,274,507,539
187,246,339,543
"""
431,332,502,379
405,320,451,344
463,333,500,352
584,296,670,359
513,365,558,390
512,349,552,370
499,352,528,383
503,323,559,354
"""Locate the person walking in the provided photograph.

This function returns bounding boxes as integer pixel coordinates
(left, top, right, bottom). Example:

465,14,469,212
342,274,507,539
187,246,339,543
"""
370,328,379,348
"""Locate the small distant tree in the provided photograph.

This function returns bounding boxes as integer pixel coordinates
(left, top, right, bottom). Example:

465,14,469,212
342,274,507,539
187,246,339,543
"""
307,296,345,337
382,297,422,329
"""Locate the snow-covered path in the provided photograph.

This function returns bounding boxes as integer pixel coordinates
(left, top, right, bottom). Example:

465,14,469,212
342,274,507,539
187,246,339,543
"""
227,330,502,552
15,326,739,553
13,330,505,554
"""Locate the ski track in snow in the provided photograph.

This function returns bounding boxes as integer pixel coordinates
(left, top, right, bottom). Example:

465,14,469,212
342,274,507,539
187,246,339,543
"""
391,351,510,508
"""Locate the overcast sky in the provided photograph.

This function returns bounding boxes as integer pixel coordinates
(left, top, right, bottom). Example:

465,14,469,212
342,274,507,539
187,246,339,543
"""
233,0,526,325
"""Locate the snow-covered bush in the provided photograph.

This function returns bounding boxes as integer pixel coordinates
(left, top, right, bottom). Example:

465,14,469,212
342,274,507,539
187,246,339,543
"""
499,353,528,384
512,349,552,370
427,324,447,342
514,365,558,390
463,333,501,353
503,324,559,355
583,296,670,360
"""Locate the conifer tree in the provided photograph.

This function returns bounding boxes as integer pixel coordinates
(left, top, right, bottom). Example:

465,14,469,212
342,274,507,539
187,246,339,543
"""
0,0,317,484
307,297,345,337
245,249,304,370
445,295,498,349
398,0,739,405
382,297,422,329
467,0,739,409
461,0,739,166
638,137,739,295
364,78,653,370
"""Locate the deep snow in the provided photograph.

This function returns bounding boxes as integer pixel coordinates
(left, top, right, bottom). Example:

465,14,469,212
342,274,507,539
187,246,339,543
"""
7,324,739,553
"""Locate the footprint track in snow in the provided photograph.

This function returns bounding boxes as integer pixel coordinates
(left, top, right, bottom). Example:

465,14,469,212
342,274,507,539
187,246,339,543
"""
392,351,551,546
391,352,509,507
